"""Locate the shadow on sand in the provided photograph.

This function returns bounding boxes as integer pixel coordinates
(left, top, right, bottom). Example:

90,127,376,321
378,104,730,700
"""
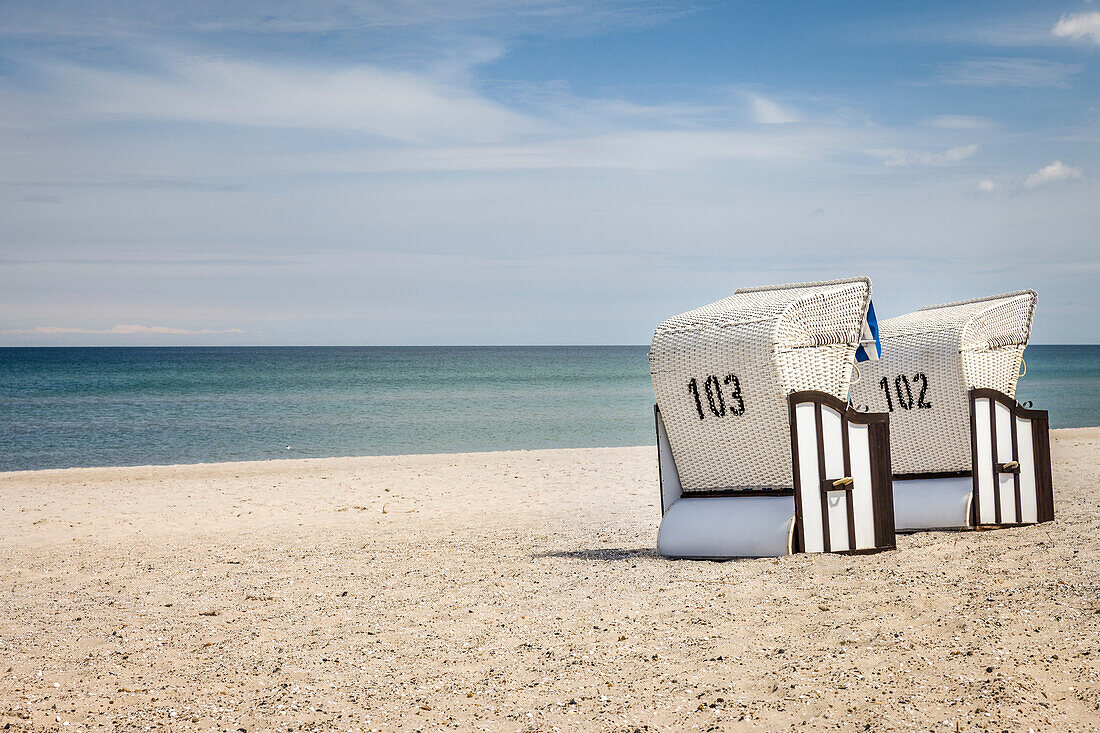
533,547,659,561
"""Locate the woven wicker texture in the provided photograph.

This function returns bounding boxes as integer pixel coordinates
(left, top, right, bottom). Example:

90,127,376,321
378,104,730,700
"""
848,290,1036,475
649,278,871,492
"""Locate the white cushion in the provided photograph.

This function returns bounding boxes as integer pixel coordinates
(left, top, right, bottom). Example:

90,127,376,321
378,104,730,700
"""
657,496,794,558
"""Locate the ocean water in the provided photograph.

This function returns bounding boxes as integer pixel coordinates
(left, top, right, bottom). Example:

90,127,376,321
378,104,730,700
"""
1,345,1098,471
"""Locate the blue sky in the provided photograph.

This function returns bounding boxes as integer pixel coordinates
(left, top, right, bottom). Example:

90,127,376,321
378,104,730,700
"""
1,0,1097,345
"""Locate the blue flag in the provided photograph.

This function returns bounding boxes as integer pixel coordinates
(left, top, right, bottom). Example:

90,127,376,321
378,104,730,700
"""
855,300,881,362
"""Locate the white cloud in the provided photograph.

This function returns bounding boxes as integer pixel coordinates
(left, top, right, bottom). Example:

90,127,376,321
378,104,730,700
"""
4,52,887,176
977,180,998,192
1053,12,1100,44
747,93,800,125
3,325,245,335
488,78,722,131
869,144,979,168
893,13,1074,47
924,115,994,130
45,56,542,145
935,58,1083,88
260,127,872,174
1025,160,1084,188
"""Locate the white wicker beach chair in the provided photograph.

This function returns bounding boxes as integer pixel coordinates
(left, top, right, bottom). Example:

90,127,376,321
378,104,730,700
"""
650,277,896,559
848,291,1053,531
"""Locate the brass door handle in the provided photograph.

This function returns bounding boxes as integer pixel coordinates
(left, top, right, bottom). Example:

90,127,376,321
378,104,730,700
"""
821,476,854,491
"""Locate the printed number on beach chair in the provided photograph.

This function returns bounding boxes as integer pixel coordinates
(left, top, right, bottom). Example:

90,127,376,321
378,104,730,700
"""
969,389,1054,527
789,392,895,554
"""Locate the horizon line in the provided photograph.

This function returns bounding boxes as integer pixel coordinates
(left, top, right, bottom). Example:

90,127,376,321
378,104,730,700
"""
1,342,1096,349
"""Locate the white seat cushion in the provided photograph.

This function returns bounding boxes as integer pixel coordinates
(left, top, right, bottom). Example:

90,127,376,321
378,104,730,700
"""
657,496,795,559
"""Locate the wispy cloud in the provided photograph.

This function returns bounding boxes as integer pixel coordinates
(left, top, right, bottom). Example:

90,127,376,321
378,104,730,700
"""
260,127,881,174
934,58,1083,88
1025,160,1084,188
924,115,994,130
485,79,724,131
40,57,541,145
867,144,979,168
885,8,1085,48
19,56,837,157
1052,12,1100,45
747,93,801,125
3,325,245,335
3,52,890,176
976,179,998,192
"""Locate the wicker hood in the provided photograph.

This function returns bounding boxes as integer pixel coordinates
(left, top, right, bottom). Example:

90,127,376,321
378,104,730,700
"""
649,277,873,492
848,290,1037,476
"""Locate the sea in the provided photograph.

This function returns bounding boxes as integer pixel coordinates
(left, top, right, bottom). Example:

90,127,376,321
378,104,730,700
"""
2,345,1098,471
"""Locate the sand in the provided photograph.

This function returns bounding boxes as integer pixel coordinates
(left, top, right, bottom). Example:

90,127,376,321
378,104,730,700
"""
1,429,1099,732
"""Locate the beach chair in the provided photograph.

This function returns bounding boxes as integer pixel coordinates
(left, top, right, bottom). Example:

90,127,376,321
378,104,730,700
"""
848,291,1053,531
650,277,896,559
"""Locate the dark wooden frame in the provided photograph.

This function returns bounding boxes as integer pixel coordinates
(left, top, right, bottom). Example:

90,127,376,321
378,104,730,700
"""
968,388,1054,526
788,391,896,555
894,470,972,481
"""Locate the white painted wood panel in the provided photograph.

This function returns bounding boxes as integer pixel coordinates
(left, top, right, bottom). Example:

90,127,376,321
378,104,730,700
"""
994,401,1016,524
973,397,995,524
847,422,876,549
820,405,849,552
1016,417,1037,523
656,412,682,515
795,402,824,553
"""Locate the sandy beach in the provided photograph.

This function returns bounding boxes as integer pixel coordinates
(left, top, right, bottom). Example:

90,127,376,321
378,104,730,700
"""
2,429,1098,732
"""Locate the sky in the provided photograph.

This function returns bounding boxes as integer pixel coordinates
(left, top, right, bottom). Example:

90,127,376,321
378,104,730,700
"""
1,0,1098,345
